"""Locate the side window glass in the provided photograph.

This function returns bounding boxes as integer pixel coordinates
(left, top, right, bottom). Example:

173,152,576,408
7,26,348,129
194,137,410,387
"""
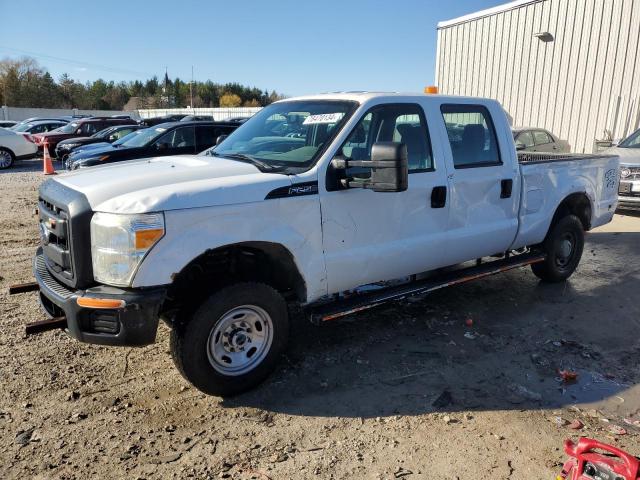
533,131,552,145
441,104,501,168
195,126,217,149
81,123,98,135
517,131,535,148
159,127,195,148
341,105,433,179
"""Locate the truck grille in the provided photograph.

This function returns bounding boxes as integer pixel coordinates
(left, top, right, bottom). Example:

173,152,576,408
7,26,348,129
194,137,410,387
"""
38,179,94,289
39,196,73,280
620,166,640,181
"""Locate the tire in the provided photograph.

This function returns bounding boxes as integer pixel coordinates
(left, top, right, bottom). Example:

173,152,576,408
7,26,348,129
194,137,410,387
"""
170,282,289,396
531,214,584,282
0,148,15,169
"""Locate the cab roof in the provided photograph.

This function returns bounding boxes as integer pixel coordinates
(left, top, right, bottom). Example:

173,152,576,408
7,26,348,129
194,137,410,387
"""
277,91,494,105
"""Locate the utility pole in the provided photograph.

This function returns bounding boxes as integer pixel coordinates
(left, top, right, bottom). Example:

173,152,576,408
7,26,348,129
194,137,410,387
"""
190,65,194,109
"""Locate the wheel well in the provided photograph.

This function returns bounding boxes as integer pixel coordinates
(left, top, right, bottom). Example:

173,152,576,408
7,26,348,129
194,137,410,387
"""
550,192,592,232
0,146,15,156
164,242,306,316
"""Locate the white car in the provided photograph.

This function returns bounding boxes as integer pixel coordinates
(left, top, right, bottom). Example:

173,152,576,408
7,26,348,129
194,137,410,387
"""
608,127,640,209
26,92,619,396
0,127,38,169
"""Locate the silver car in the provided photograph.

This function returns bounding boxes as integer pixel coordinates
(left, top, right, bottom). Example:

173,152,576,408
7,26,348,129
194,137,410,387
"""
512,128,570,153
609,127,640,210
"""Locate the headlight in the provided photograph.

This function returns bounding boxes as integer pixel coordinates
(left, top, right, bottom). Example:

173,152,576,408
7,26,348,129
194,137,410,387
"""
90,212,165,286
62,143,80,150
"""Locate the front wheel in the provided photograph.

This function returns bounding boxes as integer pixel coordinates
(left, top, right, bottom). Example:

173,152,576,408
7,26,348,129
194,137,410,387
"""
0,148,15,169
531,214,584,282
170,282,289,396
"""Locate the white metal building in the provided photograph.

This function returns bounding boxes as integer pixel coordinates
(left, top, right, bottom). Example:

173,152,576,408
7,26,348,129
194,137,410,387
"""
435,0,640,153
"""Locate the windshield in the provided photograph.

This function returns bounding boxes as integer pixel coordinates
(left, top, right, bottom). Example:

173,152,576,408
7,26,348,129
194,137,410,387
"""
13,123,35,132
119,127,165,147
204,100,357,170
113,131,140,145
58,122,79,134
619,128,640,148
92,127,116,139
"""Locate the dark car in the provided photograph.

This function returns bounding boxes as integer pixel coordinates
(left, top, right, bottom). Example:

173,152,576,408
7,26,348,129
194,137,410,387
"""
55,124,144,161
138,114,188,127
67,121,240,169
32,117,137,156
0,120,17,128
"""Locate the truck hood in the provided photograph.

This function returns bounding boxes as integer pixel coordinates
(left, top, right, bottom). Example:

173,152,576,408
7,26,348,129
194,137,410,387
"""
607,146,640,165
54,154,293,214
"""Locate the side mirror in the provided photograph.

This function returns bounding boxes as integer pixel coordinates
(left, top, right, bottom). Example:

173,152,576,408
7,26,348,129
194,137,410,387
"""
515,142,526,151
216,134,228,146
331,142,408,193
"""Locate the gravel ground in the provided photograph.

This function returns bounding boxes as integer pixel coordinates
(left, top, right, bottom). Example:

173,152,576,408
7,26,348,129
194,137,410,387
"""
1,159,640,479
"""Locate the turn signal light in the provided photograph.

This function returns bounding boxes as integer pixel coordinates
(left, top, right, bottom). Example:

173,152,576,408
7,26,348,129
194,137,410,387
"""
135,228,164,249
77,297,126,309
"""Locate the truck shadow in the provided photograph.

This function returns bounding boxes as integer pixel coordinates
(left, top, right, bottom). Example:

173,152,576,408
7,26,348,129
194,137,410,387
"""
224,230,640,419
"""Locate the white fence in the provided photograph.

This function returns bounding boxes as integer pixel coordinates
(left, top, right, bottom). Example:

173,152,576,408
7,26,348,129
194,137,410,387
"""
1,106,138,121
137,107,262,121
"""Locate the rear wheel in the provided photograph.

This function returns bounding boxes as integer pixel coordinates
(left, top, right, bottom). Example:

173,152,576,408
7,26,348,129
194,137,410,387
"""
170,282,289,396
0,148,15,169
531,214,584,282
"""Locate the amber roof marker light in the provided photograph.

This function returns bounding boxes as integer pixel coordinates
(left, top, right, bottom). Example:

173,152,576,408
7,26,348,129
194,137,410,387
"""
424,86,439,94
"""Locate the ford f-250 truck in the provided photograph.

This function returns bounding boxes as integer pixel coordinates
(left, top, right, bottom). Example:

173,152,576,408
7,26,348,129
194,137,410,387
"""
21,92,619,396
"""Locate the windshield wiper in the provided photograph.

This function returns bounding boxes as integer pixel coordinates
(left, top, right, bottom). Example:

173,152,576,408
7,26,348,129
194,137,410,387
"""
211,151,282,172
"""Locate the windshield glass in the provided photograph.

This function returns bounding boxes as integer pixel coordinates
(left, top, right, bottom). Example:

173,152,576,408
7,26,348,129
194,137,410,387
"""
92,127,115,139
13,123,35,132
119,127,165,147
204,100,357,169
619,128,640,148
58,122,79,134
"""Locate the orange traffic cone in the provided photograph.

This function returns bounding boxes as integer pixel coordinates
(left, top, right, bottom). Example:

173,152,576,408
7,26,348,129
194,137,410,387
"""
43,141,56,175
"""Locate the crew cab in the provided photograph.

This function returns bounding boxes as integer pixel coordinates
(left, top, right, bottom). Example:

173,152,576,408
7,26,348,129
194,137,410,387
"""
26,93,619,396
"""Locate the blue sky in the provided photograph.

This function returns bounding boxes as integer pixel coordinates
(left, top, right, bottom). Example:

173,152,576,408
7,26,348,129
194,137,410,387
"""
0,0,504,96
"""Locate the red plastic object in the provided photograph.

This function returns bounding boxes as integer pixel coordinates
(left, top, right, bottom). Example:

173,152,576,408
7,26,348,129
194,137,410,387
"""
559,438,639,480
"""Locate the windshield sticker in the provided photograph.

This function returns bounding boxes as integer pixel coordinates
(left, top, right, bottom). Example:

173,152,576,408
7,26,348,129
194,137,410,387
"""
302,113,344,125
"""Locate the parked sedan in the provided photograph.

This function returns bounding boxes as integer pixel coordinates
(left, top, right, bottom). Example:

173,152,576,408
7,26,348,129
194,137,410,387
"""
67,121,240,169
0,128,38,169
512,128,570,153
55,124,144,161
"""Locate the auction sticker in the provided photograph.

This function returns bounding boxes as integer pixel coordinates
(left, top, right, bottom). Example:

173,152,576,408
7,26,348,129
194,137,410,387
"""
303,113,344,125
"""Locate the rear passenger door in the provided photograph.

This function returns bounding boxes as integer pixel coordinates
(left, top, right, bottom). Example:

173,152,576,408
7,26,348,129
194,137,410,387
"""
439,103,519,263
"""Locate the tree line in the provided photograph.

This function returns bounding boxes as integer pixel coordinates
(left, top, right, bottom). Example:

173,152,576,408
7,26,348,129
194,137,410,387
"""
0,57,285,111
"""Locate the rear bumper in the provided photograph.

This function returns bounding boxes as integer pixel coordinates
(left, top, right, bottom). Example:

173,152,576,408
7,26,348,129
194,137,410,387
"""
34,247,166,346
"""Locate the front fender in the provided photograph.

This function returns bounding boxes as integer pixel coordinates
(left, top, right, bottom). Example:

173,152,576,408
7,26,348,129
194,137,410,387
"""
132,198,327,303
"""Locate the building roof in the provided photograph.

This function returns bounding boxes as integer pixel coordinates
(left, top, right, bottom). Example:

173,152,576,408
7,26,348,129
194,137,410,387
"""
437,0,543,29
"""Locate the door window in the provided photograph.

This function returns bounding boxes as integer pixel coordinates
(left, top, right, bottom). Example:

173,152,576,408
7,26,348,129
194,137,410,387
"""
516,131,535,148
340,104,433,179
195,126,228,150
80,123,99,135
156,126,195,148
533,130,553,145
441,104,501,168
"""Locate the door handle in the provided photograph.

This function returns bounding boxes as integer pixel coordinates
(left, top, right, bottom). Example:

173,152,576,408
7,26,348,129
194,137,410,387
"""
500,179,513,199
431,186,447,208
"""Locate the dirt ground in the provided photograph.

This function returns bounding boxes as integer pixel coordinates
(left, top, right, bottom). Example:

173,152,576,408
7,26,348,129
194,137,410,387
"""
2,159,640,480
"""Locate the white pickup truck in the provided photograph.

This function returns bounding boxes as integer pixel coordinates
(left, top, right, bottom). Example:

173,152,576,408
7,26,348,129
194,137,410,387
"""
24,92,619,396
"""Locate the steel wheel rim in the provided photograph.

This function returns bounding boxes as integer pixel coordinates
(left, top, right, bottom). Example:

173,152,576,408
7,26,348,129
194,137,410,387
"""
207,305,274,376
556,232,576,268
0,150,12,168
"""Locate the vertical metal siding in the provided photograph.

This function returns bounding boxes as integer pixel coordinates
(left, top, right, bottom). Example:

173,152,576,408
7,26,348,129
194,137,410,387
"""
436,0,640,153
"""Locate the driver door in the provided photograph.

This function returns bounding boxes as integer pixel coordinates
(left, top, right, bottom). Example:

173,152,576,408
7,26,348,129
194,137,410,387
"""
319,103,450,294
153,126,196,156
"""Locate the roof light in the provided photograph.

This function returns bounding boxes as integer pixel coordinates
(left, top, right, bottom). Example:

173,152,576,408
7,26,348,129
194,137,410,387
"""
424,86,439,94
